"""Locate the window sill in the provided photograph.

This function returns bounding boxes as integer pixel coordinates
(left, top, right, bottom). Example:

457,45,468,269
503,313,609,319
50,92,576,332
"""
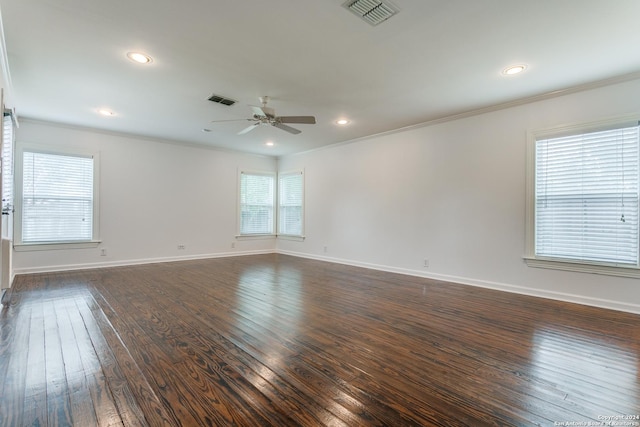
14,240,101,252
524,256,640,279
235,234,276,241
277,234,305,242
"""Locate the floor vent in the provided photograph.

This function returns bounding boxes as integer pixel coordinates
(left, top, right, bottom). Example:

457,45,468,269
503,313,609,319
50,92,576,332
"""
208,94,237,106
343,0,399,26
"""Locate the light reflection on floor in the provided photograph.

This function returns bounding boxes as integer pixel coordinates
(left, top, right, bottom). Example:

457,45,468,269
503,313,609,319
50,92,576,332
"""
531,327,639,419
236,263,303,339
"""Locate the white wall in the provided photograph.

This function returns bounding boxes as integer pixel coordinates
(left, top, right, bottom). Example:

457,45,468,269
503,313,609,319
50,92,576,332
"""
278,78,640,314
13,121,277,272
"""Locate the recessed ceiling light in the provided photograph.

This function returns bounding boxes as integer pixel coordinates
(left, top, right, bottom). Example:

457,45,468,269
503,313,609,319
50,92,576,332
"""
265,141,275,147
336,119,350,125
503,64,526,76
127,51,153,64
98,108,115,116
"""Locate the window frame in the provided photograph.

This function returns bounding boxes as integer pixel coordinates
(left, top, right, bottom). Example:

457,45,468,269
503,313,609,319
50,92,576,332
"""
14,144,101,251
237,170,276,238
277,169,305,240
524,115,640,278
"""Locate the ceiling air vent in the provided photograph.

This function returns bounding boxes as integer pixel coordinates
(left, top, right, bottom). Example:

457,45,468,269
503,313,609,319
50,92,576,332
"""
208,94,237,106
343,0,399,26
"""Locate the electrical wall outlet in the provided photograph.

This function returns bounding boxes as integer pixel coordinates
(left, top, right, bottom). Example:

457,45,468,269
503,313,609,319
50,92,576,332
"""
423,258,429,268
100,248,107,256
177,244,186,250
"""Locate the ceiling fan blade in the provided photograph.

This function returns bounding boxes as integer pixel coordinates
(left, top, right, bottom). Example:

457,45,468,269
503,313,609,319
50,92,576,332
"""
238,123,259,135
273,122,301,135
210,118,252,123
277,116,316,124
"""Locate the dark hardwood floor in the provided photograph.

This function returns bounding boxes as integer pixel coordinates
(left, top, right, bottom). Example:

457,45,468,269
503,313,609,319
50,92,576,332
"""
1,254,639,426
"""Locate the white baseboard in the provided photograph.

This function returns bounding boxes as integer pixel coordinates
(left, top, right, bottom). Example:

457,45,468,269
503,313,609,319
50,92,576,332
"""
277,249,640,315
12,249,276,275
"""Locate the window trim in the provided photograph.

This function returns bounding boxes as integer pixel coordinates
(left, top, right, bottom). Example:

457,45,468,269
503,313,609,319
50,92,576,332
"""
14,144,101,250
2,111,15,217
524,115,640,278
237,169,276,237
277,169,305,239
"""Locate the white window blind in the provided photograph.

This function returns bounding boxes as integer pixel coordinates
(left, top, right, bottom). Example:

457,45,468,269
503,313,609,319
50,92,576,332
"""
278,171,303,236
240,172,274,235
22,151,95,243
535,124,639,266
2,113,14,214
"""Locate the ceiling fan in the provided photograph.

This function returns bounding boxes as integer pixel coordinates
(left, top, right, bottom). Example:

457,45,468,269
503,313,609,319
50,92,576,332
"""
211,96,316,135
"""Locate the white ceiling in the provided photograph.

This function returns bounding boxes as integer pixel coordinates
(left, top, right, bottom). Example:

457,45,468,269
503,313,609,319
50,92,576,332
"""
2,0,640,156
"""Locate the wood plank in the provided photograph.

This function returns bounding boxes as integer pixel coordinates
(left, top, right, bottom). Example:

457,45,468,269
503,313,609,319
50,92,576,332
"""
0,282,32,426
53,296,99,426
67,291,127,426
20,276,49,427
44,279,74,426
82,291,174,426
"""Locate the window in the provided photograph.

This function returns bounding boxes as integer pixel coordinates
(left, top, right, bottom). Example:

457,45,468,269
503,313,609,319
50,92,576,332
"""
239,172,275,235
525,118,640,277
16,147,99,248
278,171,304,237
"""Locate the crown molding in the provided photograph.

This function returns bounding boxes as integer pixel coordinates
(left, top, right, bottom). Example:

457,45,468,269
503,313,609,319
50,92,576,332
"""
284,70,640,159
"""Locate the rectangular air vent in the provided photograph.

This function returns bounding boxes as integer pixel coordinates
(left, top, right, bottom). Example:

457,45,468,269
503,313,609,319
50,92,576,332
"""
208,94,237,106
343,0,398,26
